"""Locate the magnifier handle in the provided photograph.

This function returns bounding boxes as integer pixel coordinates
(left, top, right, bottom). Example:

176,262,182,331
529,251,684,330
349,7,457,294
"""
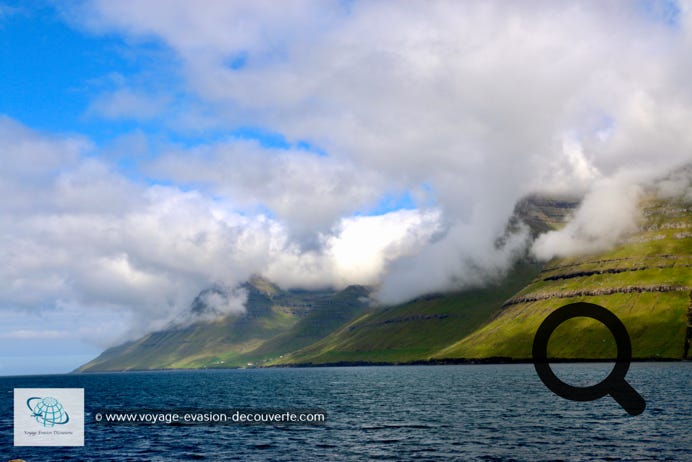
610,381,646,416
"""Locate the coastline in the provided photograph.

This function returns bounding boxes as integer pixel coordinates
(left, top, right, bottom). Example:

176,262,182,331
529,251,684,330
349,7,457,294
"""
72,356,690,374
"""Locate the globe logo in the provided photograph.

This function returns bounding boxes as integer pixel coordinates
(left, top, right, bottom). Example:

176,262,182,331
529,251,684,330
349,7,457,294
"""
26,396,70,427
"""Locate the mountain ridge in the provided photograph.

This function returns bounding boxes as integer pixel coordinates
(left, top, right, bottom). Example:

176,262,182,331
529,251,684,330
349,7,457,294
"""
77,193,691,372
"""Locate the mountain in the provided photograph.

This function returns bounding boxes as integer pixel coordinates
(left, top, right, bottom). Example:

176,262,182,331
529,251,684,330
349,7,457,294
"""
77,193,690,372
269,262,541,365
272,196,690,365
77,278,371,371
266,196,582,366
435,197,691,361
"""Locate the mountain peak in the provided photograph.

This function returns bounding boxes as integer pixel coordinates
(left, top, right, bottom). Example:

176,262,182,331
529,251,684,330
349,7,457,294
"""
246,275,281,296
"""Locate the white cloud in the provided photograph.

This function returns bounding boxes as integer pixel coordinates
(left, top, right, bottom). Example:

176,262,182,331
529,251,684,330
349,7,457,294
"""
378,215,532,305
264,209,441,289
148,139,386,242
0,329,70,340
531,177,643,259
3,1,692,349
0,118,440,345
183,286,249,324
88,88,169,121
78,1,692,245
532,167,692,260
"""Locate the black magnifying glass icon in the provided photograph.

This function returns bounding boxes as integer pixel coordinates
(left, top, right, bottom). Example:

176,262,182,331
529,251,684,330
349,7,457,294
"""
532,302,646,416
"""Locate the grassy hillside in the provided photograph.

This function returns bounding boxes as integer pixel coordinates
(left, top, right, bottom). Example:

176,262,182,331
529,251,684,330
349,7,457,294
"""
78,195,690,372
239,285,371,364
271,263,541,365
77,279,370,371
77,195,578,372
434,198,692,360
267,196,578,365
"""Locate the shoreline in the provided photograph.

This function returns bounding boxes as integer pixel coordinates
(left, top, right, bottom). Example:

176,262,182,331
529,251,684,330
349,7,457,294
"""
68,356,690,375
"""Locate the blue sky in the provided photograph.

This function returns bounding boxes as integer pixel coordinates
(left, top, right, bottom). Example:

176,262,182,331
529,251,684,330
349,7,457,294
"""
0,1,432,374
1,0,681,156
0,2,331,182
0,1,689,376
1,4,151,140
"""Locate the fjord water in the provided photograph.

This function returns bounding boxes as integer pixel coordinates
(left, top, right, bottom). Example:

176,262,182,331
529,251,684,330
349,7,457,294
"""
1,364,689,461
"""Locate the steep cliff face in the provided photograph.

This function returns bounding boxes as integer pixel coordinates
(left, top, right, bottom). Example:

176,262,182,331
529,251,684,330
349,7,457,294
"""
436,198,692,360
512,195,581,237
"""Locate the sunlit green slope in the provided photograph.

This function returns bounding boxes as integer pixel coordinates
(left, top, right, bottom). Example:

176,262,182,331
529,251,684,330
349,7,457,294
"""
271,263,541,365
434,198,691,360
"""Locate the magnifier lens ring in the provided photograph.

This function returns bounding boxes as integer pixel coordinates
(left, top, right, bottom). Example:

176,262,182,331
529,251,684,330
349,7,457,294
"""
532,302,632,400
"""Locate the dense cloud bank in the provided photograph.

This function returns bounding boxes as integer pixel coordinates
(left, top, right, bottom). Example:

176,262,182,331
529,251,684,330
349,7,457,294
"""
3,1,692,345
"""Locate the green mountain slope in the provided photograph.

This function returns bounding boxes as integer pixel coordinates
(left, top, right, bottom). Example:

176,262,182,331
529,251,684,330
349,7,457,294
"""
271,262,541,365
267,197,580,365
434,198,692,360
77,196,578,372
77,279,370,371
239,285,371,364
78,194,690,372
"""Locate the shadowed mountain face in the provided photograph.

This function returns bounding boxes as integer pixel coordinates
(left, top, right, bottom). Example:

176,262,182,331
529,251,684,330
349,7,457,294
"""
77,279,371,371
512,195,581,237
78,194,690,371
272,262,543,365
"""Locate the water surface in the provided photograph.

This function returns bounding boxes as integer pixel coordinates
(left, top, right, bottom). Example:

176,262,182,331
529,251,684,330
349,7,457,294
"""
1,363,689,461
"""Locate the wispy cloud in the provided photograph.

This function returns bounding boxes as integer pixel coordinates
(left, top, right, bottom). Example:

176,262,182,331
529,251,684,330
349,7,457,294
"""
0,329,70,340
87,88,170,121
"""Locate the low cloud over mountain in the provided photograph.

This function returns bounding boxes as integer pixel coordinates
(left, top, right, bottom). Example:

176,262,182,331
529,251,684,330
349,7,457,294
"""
2,1,692,355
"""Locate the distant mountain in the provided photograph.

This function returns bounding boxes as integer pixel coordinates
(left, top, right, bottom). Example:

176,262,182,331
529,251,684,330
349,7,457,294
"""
78,193,691,372
77,278,371,371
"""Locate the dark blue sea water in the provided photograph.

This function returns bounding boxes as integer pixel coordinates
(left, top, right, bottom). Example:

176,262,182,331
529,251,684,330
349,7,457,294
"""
1,363,690,461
